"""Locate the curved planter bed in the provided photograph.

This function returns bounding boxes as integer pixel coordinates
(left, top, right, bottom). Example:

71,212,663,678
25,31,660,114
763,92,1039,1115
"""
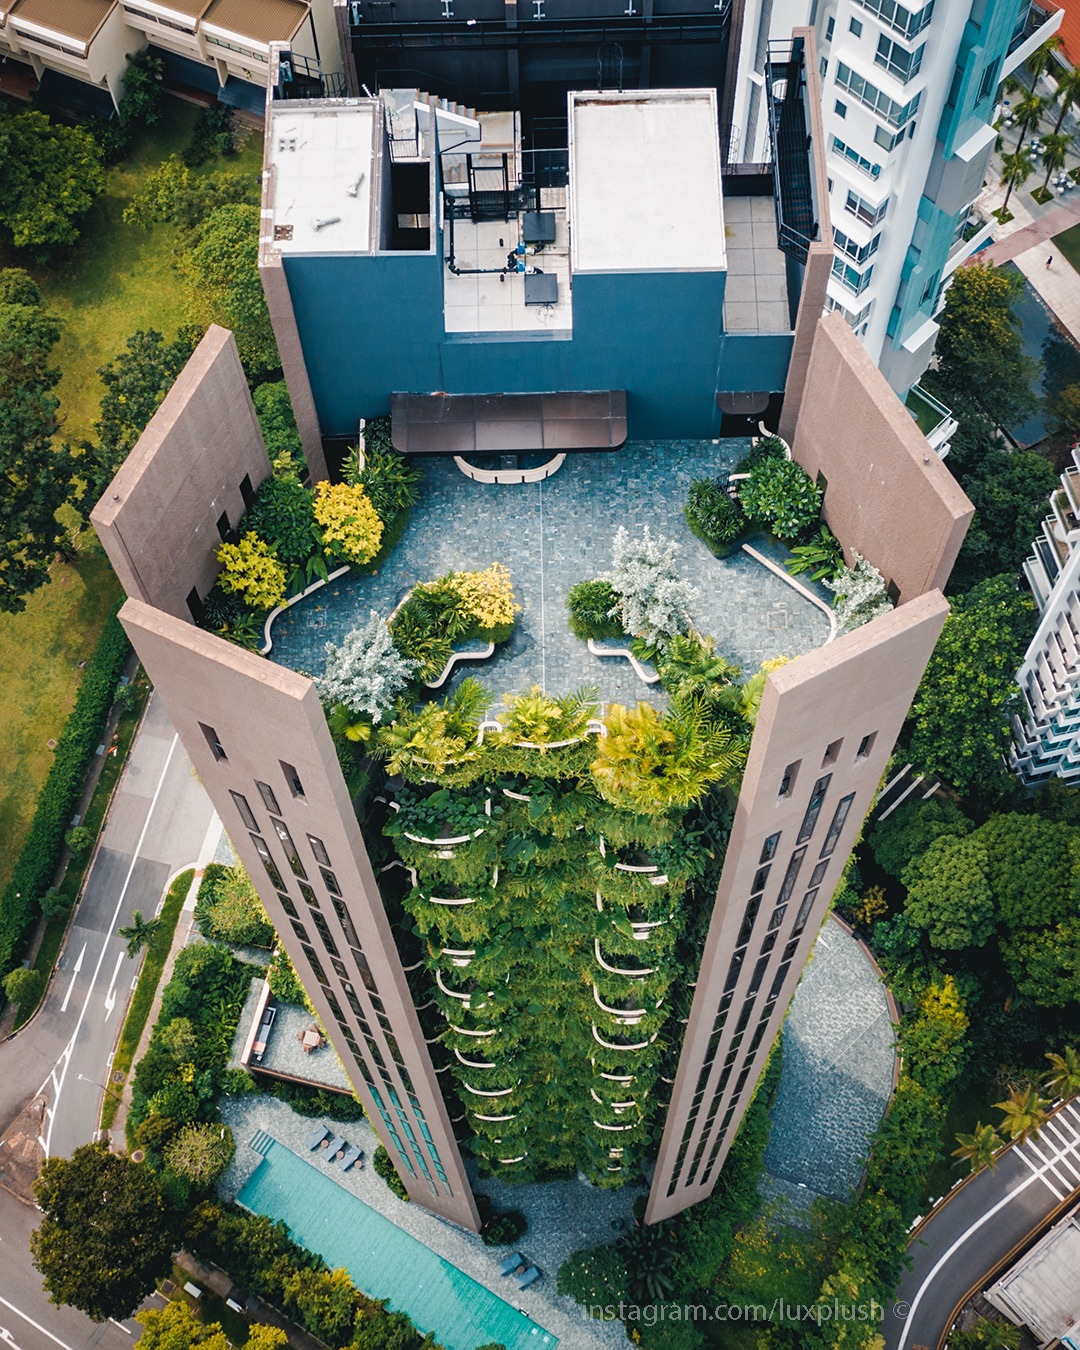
587,638,661,685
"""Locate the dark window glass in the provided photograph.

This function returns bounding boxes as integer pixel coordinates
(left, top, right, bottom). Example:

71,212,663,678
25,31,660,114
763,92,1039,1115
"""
331,957,348,979
856,731,877,761
759,931,777,955
230,791,258,831
767,904,787,931
270,816,307,879
301,943,329,987
737,895,761,946
299,881,319,909
200,723,227,762
747,954,770,997
250,834,285,890
290,918,309,943
751,865,771,894
352,948,379,993
798,774,832,844
308,834,332,867
759,833,781,863
778,761,800,799
777,847,807,906
277,891,298,919
332,898,361,949
325,992,344,1021
281,761,305,799
793,889,818,936
769,961,792,1000
821,793,856,858
311,910,340,957
723,950,745,994
256,781,281,815
321,868,342,896
809,859,829,888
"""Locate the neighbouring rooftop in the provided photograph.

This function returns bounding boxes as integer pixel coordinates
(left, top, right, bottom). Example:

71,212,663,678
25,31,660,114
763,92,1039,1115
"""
204,0,308,42
10,0,112,41
267,101,378,254
569,89,725,274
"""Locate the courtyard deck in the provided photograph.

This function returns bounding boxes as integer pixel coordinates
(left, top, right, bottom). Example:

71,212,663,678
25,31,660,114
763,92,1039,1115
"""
267,440,831,706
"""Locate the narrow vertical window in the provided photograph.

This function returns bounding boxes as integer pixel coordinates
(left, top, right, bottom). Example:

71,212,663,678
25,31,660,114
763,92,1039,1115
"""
199,722,227,762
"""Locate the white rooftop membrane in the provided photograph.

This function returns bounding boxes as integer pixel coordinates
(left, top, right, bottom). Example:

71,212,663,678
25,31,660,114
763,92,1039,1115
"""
569,89,725,274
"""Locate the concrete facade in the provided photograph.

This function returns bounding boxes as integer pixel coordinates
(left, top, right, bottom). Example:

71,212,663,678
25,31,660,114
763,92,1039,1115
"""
645,590,949,1221
117,603,480,1229
789,312,973,602
95,308,971,1228
91,326,272,625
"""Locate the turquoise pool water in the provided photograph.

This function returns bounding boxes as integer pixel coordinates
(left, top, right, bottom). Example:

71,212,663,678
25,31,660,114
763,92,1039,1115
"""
237,1138,558,1350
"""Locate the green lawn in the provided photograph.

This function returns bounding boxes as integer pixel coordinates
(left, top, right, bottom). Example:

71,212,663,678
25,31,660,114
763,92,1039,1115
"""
0,543,121,896
0,101,263,890
1054,221,1080,280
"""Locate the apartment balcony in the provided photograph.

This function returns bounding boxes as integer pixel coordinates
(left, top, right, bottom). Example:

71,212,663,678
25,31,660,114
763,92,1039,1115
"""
1003,0,1063,80
904,384,957,459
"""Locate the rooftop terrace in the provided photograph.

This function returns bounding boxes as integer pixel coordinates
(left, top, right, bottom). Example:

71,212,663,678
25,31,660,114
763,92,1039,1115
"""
267,441,832,707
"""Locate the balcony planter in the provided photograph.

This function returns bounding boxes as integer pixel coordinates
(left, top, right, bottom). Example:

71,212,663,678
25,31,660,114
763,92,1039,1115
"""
402,825,486,847
594,940,655,977
591,1024,656,1051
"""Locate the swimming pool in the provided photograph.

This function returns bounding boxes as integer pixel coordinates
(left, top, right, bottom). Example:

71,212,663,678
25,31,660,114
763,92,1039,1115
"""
237,1138,558,1350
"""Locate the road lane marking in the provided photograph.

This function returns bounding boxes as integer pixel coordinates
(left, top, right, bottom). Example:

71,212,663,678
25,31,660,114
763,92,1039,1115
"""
103,951,125,1021
1017,1144,1064,1200
0,1297,77,1350
900,1135,1080,1346
44,732,179,1156
58,945,85,1015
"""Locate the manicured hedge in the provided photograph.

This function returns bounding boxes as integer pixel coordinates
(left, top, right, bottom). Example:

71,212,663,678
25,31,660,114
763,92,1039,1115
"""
0,603,131,985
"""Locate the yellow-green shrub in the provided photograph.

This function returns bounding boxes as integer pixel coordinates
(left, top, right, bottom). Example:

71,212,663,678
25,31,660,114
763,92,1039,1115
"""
313,481,383,565
215,531,286,610
450,562,519,630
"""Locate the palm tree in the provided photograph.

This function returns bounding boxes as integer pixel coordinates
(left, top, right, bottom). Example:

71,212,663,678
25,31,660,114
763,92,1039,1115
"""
1040,131,1070,194
1027,34,1064,92
118,909,162,959
952,1122,1004,1173
1013,90,1046,151
1042,1045,1080,1099
1050,62,1080,134
1000,150,1034,214
994,1084,1050,1144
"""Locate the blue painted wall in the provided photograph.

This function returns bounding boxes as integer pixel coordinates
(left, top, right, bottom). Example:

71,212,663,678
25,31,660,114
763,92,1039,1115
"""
283,251,792,440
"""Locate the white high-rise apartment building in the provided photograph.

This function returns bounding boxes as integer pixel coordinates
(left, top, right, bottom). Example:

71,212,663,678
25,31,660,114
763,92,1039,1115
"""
1013,447,1080,784
729,0,1061,393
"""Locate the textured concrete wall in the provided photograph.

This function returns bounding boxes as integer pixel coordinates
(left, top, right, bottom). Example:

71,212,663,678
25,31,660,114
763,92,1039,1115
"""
118,600,481,1231
790,313,973,602
90,327,271,622
646,590,950,1223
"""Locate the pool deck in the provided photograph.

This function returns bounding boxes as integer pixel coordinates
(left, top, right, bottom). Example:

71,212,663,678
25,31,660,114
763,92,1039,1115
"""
219,1094,634,1350
267,442,831,710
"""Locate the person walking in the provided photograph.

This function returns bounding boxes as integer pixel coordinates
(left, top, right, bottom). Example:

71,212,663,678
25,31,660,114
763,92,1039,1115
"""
1047,255,1054,269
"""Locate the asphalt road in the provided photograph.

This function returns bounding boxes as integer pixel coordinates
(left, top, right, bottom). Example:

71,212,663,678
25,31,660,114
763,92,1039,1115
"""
0,692,217,1156
885,1097,1080,1350
0,693,216,1350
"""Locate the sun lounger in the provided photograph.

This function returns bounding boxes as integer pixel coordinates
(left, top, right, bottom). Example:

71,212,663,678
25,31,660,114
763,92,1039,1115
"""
338,1145,363,1171
498,1253,524,1277
516,1266,540,1290
322,1134,346,1159
305,1126,330,1151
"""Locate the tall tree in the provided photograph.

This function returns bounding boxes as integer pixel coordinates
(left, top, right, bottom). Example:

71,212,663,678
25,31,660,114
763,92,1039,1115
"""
948,446,1058,593
1039,130,1070,194
994,1084,1050,1143
952,1122,1004,1173
31,1143,179,1321
0,110,104,252
1043,1046,1080,1098
83,329,194,502
1050,62,1080,134
0,269,75,613
907,575,1036,795
926,263,1036,431
117,909,162,959
178,203,279,380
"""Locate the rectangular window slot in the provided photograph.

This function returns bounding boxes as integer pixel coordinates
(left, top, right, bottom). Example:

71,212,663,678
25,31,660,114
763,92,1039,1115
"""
186,588,205,626
760,832,781,863
230,790,257,831
281,761,306,799
822,739,843,767
216,510,231,542
856,731,878,762
240,473,255,507
778,760,801,800
256,781,282,815
199,722,227,762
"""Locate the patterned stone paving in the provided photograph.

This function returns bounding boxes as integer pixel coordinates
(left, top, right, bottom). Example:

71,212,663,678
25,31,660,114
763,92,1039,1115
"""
267,441,831,710
762,917,897,1224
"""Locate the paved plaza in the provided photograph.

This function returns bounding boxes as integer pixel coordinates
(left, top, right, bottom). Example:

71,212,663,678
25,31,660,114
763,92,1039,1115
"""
268,441,831,710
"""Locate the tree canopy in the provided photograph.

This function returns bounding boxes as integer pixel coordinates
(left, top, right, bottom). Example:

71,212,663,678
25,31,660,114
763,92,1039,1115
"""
947,446,1058,594
136,1300,286,1350
925,262,1036,433
907,575,1036,795
83,329,195,503
0,110,105,251
31,1143,179,1321
178,203,279,379
0,269,75,612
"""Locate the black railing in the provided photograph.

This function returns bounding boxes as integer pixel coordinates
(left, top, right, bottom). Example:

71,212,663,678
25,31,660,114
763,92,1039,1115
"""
763,39,819,263
349,10,731,47
519,147,568,189
274,52,347,100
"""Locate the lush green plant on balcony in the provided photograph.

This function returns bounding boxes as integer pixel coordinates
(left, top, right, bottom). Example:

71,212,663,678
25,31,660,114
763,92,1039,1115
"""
389,568,520,681
685,478,747,557
738,457,822,543
194,862,275,948
313,481,384,566
216,531,287,611
784,523,845,582
826,553,893,632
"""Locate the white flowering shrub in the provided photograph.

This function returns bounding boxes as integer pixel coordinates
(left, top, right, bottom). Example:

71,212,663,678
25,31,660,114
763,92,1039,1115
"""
607,526,697,649
827,554,893,633
319,611,418,722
